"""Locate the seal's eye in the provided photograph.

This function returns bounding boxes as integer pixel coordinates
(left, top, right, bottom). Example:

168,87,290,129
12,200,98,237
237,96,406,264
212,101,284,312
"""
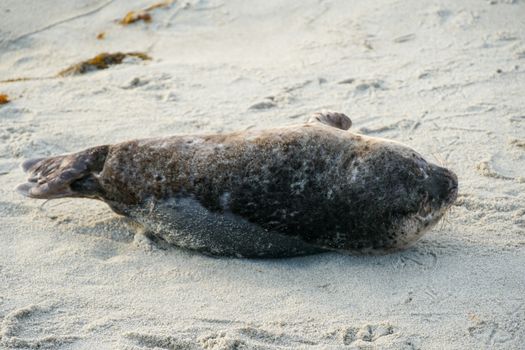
409,154,429,180
412,166,428,180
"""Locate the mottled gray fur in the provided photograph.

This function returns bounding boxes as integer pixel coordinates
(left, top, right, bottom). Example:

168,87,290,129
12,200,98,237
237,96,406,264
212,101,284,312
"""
17,112,458,257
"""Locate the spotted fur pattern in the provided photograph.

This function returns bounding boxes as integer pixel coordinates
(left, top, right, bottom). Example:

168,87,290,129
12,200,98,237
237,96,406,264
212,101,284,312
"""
17,112,458,257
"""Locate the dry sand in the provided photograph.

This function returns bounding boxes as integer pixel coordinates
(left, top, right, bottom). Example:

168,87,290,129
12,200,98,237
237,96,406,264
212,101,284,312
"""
1,0,524,349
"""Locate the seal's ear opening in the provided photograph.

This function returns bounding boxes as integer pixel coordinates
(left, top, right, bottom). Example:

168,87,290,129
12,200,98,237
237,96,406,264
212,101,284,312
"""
308,111,352,130
16,145,109,200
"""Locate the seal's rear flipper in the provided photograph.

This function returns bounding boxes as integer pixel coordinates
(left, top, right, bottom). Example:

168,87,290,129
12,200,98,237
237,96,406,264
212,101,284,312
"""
21,157,46,172
16,145,109,200
308,111,352,130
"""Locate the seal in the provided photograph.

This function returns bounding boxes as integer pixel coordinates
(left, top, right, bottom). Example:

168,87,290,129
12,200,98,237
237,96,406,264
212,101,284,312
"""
16,112,458,258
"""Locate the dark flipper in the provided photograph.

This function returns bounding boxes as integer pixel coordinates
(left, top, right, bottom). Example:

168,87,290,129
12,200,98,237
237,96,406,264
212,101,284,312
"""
16,145,109,200
308,111,352,130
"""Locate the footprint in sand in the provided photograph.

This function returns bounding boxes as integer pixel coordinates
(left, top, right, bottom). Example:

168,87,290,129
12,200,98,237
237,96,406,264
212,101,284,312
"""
0,201,31,217
124,332,197,350
0,125,34,159
476,152,525,183
351,79,387,97
327,322,404,347
249,99,277,110
394,249,439,270
393,34,416,43
249,79,313,111
0,124,66,160
198,326,318,349
124,324,318,350
0,302,80,349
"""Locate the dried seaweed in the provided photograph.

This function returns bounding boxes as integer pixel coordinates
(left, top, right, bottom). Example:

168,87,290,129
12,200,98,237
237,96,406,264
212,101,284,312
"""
0,77,36,83
58,52,151,76
120,11,152,25
144,0,175,11
1,52,152,83
0,94,10,104
119,0,175,25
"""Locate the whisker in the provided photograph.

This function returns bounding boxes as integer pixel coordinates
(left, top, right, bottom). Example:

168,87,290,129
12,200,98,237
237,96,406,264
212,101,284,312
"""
431,152,447,167
39,199,52,209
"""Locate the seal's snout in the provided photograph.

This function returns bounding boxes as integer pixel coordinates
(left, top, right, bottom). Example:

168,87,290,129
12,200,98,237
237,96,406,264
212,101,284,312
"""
428,164,458,207
447,171,458,195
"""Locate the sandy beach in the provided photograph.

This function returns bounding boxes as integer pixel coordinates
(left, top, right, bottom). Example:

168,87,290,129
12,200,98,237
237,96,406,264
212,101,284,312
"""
1,0,524,349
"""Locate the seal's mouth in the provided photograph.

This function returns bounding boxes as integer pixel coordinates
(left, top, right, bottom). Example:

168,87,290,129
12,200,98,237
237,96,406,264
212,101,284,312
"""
448,184,458,203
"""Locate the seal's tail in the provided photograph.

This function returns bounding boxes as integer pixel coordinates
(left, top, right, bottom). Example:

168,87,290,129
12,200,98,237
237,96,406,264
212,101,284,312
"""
16,145,109,200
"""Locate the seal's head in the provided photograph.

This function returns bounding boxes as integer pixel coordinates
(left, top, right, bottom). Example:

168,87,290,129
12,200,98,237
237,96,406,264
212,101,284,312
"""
356,139,458,251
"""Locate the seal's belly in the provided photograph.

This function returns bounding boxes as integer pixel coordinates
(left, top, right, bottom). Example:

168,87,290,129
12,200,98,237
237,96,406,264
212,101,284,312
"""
129,197,325,258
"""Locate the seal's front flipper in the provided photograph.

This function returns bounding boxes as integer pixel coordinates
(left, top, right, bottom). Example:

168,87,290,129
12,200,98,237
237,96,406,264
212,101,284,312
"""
16,145,109,200
308,111,352,130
